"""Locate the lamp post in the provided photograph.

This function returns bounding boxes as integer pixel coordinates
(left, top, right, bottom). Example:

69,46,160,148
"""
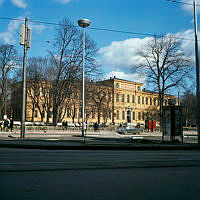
77,19,91,137
193,0,200,144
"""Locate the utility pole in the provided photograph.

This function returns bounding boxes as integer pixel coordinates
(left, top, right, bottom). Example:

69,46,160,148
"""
4,78,7,118
193,0,200,144
20,18,31,138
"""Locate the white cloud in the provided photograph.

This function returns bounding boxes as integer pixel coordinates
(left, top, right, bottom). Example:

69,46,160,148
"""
0,18,22,44
103,71,145,83
54,0,72,4
11,0,27,8
0,0,4,6
30,24,46,34
99,30,196,82
181,0,200,13
99,30,196,69
0,16,46,44
98,37,152,71
176,29,195,56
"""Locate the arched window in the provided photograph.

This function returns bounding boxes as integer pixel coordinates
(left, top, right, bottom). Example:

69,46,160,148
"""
116,110,119,119
121,94,124,102
122,111,125,120
132,95,135,103
138,96,141,104
154,98,157,105
132,112,135,120
116,93,119,102
138,112,141,120
127,94,130,103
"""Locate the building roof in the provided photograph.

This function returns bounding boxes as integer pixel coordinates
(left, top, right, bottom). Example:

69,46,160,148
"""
107,76,143,85
142,88,176,97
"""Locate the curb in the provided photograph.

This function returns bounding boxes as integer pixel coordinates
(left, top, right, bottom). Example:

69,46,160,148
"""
0,140,200,150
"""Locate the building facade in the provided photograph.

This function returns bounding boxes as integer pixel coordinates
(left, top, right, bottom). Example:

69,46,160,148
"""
12,77,176,126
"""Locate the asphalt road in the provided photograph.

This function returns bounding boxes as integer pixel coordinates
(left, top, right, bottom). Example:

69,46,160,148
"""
0,148,200,200
0,129,198,144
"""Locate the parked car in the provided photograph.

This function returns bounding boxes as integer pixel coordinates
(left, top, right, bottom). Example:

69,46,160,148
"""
116,125,143,135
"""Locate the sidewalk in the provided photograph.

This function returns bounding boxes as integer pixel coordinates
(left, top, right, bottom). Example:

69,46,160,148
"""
0,130,199,150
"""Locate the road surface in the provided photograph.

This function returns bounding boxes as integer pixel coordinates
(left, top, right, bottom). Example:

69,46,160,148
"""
0,148,200,200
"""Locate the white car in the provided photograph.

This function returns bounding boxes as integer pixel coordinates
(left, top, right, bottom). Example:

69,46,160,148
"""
116,125,143,135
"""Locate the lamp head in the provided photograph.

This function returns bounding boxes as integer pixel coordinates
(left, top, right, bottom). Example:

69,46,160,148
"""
77,19,91,28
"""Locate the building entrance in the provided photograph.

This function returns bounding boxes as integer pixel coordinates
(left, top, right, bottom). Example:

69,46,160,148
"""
127,110,131,123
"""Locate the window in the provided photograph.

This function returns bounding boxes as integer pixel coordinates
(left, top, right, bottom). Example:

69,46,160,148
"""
92,110,95,119
138,112,141,120
121,94,124,102
150,98,152,105
41,111,45,118
109,111,111,119
116,93,119,102
142,112,145,120
67,109,71,117
108,92,111,101
116,110,119,119
132,95,135,103
142,96,144,104
34,110,38,118
138,96,140,104
154,98,157,106
79,109,82,118
74,109,77,118
146,97,148,105
127,95,130,103
132,112,135,120
122,111,125,120
137,86,141,91
49,112,52,118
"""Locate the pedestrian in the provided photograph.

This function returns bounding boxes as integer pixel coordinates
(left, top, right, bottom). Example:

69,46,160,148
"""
84,121,87,133
0,120,3,131
65,121,68,130
9,118,14,132
62,121,65,130
94,122,98,132
97,123,100,132
3,118,9,131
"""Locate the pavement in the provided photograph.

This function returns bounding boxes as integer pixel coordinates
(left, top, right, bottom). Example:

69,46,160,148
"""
0,129,199,150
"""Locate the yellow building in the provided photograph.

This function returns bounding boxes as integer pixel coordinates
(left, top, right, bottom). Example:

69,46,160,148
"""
12,77,177,126
101,77,175,126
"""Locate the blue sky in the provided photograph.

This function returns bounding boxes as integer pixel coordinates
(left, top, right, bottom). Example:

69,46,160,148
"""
0,0,198,82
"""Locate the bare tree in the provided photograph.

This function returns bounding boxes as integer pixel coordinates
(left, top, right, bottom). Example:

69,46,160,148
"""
133,35,192,126
180,90,196,127
86,82,112,124
0,44,18,118
26,57,54,123
49,18,99,125
144,107,160,121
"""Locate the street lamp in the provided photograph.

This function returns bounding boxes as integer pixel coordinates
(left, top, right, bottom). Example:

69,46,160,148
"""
77,19,91,137
193,0,200,144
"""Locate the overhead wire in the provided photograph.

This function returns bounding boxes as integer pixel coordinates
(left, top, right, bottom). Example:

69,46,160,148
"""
166,0,200,6
0,15,197,42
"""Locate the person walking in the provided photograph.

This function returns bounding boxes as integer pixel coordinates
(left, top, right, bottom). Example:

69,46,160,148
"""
9,118,14,132
3,118,9,131
94,122,98,132
0,120,3,131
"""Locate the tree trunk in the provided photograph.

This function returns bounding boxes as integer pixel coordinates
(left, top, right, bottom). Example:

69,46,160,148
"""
53,103,59,125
